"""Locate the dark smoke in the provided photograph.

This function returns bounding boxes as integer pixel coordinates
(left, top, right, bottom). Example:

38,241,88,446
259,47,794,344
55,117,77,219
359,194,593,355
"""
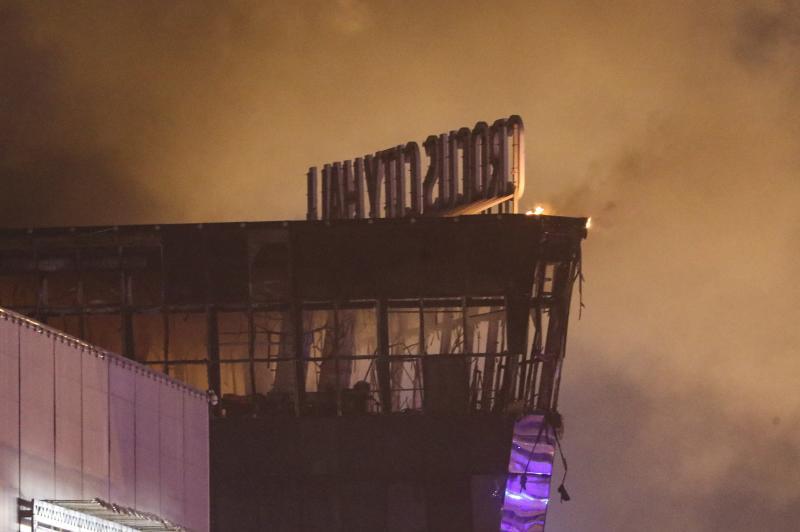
546,2,800,530
735,1,800,68
0,2,157,226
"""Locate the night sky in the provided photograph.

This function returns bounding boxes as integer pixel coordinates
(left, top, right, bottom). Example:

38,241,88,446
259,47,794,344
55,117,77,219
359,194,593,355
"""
2,1,799,530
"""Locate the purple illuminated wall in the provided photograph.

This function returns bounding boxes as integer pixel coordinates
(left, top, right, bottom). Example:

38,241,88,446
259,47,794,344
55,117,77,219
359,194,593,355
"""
500,415,556,532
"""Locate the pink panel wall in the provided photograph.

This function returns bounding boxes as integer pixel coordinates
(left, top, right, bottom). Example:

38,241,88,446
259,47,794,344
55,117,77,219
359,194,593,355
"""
55,340,83,499
159,384,185,525
135,370,161,514
0,318,20,530
109,360,137,507
0,310,209,531
19,326,55,500
183,392,210,532
81,349,110,500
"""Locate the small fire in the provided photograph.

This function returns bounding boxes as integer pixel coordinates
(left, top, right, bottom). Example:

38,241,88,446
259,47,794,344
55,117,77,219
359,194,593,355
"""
525,205,545,216
586,217,592,229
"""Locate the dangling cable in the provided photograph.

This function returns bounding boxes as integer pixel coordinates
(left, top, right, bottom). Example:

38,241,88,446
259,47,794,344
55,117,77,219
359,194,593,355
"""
552,423,570,502
576,248,586,320
520,416,547,492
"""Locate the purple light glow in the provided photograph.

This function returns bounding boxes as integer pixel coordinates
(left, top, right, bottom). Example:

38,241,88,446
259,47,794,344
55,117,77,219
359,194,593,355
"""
499,415,556,532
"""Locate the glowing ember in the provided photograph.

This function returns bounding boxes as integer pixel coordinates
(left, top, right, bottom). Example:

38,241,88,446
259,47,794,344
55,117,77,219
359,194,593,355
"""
526,206,545,216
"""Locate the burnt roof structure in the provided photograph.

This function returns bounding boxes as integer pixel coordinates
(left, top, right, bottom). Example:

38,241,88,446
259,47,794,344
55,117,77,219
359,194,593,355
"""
0,214,585,412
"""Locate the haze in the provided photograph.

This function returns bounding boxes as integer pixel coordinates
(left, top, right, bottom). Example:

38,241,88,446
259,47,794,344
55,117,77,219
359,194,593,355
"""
2,1,799,530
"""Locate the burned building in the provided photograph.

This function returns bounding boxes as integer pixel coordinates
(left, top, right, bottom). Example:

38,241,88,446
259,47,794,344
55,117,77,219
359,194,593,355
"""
0,116,588,531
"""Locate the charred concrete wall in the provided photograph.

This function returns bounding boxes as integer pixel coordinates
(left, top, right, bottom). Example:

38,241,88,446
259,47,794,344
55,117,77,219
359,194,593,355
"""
211,414,514,532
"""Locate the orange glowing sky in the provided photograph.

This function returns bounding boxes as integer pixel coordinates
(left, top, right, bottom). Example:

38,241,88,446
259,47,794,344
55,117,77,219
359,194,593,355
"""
2,1,799,530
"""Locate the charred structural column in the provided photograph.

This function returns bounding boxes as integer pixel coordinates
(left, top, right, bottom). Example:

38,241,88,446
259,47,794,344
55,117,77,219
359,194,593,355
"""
536,261,572,411
481,313,500,412
120,243,135,361
207,307,222,395
497,295,529,412
550,257,579,412
287,225,307,415
376,298,392,413
122,310,135,361
291,302,306,415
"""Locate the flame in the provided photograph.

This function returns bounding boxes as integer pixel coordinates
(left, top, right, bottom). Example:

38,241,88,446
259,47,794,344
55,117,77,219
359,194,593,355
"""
586,217,592,229
525,205,545,216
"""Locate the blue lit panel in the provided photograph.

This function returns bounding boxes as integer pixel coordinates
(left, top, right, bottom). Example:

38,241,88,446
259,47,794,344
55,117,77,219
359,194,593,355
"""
500,415,555,532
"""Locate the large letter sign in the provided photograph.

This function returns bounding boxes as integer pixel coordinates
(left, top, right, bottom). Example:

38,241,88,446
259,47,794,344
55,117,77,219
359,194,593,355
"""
307,115,525,220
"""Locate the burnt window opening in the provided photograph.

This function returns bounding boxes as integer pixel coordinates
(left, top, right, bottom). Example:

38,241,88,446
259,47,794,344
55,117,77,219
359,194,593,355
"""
123,247,163,307
218,311,252,396
132,312,165,368
82,270,121,307
46,314,82,338
298,305,380,416
205,227,248,303
39,250,80,308
248,226,290,303
167,363,208,392
163,227,206,304
384,301,508,413
0,272,40,308
167,312,208,362
84,313,122,354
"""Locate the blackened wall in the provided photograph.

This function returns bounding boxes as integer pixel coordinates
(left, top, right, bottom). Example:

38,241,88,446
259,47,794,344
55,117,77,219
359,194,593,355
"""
211,414,514,532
